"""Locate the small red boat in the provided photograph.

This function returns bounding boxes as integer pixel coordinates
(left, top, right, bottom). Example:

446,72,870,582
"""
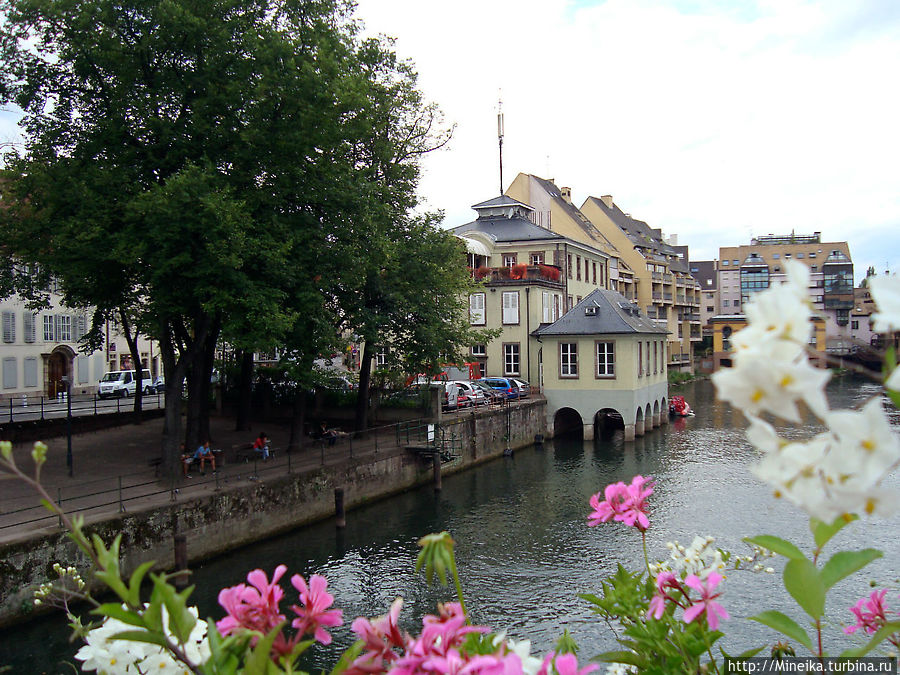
669,395,694,417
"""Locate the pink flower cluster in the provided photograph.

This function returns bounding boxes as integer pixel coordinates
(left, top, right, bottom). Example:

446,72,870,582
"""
844,589,899,644
346,600,597,675
587,475,654,532
217,565,342,657
647,571,730,631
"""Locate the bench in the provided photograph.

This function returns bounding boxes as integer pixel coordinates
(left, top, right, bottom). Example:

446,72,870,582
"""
232,443,274,463
148,456,163,477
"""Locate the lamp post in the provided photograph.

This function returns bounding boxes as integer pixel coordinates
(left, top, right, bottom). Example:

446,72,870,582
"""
62,375,73,477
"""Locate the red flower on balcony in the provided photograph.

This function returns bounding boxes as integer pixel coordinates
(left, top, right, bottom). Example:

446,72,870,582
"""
510,263,527,280
475,266,491,280
539,264,561,281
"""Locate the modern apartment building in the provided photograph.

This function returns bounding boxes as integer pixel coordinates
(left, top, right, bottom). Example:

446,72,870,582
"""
689,260,719,338
718,233,853,355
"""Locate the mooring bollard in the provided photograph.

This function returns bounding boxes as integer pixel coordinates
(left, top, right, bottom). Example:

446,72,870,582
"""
334,487,346,528
174,534,188,589
432,453,442,491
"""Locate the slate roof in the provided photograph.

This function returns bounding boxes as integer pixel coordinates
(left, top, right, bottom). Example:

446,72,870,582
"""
582,195,679,258
471,195,533,211
526,176,618,253
533,289,668,337
691,260,718,290
451,216,565,243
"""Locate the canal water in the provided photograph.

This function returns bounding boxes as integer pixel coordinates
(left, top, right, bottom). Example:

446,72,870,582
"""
4,377,899,673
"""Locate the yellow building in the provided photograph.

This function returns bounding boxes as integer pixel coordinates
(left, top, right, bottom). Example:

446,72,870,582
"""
709,315,826,370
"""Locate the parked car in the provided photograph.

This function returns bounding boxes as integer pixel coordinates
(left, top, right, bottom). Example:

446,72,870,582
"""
152,376,166,394
477,377,520,400
452,381,487,407
471,380,506,404
98,369,153,398
510,378,531,398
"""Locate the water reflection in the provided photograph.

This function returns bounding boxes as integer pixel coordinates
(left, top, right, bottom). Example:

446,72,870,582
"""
2,377,898,673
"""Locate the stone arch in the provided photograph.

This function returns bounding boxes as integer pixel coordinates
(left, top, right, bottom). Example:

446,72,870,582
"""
47,345,76,398
594,408,624,440
635,406,645,437
652,400,660,428
660,397,669,425
552,407,584,438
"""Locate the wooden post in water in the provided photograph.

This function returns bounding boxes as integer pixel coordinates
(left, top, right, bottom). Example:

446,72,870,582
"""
432,453,442,491
174,534,188,589
334,487,346,528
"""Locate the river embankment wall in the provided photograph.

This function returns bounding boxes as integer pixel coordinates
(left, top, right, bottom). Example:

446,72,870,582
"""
0,399,546,627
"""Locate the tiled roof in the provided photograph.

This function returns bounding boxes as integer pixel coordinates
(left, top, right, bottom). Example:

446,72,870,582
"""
582,196,678,257
533,289,668,337
450,216,565,243
526,176,618,252
471,195,533,211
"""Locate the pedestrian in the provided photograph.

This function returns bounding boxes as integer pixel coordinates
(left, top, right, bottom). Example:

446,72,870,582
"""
253,431,271,461
191,440,216,475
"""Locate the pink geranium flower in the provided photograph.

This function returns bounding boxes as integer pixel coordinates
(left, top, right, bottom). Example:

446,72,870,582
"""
647,571,680,620
588,475,654,532
290,573,343,645
682,572,729,631
217,564,288,638
538,652,599,675
844,590,890,635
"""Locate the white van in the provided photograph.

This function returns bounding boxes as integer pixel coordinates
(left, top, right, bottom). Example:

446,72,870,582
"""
98,369,153,399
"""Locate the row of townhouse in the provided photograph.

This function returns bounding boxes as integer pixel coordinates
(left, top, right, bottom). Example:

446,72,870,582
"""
0,291,159,400
451,173,702,387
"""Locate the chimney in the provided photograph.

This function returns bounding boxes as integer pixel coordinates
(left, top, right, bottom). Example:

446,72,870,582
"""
560,186,572,204
600,195,614,208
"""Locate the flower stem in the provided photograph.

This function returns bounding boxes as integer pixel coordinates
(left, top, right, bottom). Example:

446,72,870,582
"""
642,531,651,576
449,554,467,618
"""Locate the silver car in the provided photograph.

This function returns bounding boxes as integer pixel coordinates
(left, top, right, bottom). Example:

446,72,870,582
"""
510,378,531,398
451,381,488,407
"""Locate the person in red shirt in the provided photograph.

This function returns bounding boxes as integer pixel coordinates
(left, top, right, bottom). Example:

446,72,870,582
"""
253,432,270,461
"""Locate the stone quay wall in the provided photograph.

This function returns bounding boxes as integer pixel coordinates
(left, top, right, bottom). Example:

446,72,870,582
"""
0,399,546,627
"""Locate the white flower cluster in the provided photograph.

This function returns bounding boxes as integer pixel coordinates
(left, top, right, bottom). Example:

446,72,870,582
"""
712,262,900,521
75,606,209,674
650,535,726,579
606,663,637,675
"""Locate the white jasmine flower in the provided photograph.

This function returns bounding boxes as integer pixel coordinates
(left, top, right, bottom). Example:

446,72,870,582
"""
869,275,900,333
606,663,637,675
826,398,900,484
886,365,900,391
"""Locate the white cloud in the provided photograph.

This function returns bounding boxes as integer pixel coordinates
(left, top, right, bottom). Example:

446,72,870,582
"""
355,0,900,280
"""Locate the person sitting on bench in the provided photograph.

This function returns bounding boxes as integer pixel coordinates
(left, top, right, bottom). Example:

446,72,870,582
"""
185,440,216,476
318,422,337,446
253,431,271,461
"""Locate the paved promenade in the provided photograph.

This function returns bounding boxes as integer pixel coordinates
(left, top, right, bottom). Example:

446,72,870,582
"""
0,414,416,544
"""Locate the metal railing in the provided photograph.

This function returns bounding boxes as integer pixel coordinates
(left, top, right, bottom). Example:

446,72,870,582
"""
0,391,165,424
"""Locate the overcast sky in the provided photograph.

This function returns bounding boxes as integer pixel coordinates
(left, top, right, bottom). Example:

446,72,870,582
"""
355,0,900,282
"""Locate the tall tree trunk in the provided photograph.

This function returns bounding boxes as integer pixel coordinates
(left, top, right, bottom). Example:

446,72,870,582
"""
160,322,187,480
184,315,220,447
119,309,144,419
235,350,253,431
288,388,307,453
354,341,374,431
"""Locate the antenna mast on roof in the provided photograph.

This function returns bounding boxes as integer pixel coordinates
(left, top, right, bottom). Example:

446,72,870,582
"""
497,92,504,196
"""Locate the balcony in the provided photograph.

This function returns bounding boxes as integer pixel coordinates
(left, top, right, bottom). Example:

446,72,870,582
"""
676,294,686,304
662,273,673,283
473,264,564,286
685,313,701,323
652,291,663,300
652,271,663,281
663,292,673,301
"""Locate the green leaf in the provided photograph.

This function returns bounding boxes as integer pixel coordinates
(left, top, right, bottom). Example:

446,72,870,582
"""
107,629,168,648
244,623,284,674
841,621,900,658
150,575,196,645
810,515,857,550
749,611,814,652
744,535,806,560
593,650,643,666
783,558,825,620
329,640,365,675
92,603,145,628
127,561,156,608
820,549,882,590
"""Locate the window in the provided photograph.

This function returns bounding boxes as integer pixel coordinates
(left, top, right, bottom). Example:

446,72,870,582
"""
638,342,643,376
772,254,780,259
733,260,739,265
560,343,578,377
811,265,818,272
706,306,714,312
2,358,16,389
530,252,543,265
542,292,557,323
503,254,517,267
596,341,615,377
375,348,388,367
502,291,519,324
43,315,55,341
653,340,658,374
469,293,485,325
796,252,804,259
576,296,582,305
503,343,520,376
23,312,35,343
2,311,14,343
809,252,816,258
576,256,582,281
645,341,650,375
851,320,859,330
567,254,573,279
592,262,597,285
24,357,37,388
722,260,730,266
57,315,71,342
567,295,573,312
471,344,486,357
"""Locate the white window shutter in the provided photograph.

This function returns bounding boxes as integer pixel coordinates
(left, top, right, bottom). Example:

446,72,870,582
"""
502,292,519,324
469,293,485,325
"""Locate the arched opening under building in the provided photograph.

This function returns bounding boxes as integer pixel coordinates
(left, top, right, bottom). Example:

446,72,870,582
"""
553,407,584,438
594,408,624,440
